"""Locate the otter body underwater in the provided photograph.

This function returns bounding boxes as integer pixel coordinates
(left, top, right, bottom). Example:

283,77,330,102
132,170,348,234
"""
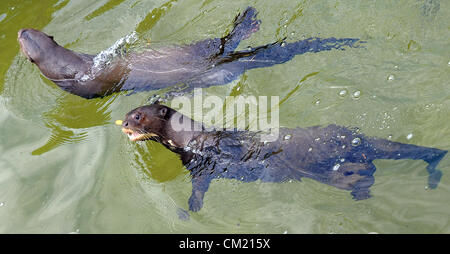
18,7,363,99
120,104,447,212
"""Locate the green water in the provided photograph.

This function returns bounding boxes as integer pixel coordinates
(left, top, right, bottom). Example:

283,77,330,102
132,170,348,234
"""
0,0,449,233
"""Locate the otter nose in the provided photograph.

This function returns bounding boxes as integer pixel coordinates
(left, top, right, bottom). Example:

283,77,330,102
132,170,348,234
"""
18,29,27,39
122,121,129,127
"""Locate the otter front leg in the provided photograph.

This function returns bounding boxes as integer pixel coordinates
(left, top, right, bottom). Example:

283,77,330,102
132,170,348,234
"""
188,175,212,212
328,162,376,200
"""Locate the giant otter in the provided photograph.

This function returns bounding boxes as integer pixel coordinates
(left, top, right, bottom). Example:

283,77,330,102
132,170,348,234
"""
120,103,447,212
18,7,363,99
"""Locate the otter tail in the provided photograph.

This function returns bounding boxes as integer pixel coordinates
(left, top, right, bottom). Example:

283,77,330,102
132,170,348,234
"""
367,138,447,189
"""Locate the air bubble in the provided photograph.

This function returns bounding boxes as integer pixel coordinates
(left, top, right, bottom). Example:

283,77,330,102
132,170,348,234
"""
339,89,348,97
351,137,361,146
332,164,341,171
387,74,395,81
352,90,361,99
308,147,313,152
406,133,413,140
284,135,292,140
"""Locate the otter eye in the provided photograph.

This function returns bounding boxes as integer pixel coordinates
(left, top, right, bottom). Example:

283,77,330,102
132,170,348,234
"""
134,114,140,121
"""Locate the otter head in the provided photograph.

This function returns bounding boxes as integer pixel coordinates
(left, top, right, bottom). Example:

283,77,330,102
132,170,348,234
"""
121,104,172,142
18,29,58,65
18,28,89,81
121,103,203,150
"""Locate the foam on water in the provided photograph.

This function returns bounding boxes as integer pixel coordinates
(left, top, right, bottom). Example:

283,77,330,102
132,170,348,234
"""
88,31,139,78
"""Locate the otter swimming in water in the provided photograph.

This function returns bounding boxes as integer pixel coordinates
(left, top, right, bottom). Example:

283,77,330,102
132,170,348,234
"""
18,7,363,99
119,103,447,212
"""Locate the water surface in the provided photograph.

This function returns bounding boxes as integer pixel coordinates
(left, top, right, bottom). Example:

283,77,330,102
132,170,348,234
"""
0,0,449,233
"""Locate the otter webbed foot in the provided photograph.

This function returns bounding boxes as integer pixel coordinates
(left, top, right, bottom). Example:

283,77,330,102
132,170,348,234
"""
188,190,205,212
188,175,212,212
222,6,261,54
350,176,375,200
427,169,442,189
424,149,447,189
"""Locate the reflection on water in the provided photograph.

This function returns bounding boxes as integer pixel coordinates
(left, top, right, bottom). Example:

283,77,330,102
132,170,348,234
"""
0,0,449,233
132,140,186,183
135,0,178,34
0,0,64,93
32,93,118,155
85,0,127,21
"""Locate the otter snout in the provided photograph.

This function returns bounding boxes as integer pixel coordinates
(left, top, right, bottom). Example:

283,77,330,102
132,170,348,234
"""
17,28,34,43
18,28,28,40
17,28,59,64
18,29,32,60
18,29,25,39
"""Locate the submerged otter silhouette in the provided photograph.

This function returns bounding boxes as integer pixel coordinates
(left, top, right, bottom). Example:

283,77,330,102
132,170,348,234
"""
120,103,447,212
18,7,363,99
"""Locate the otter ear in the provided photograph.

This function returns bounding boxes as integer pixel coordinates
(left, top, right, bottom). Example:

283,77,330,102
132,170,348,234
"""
159,107,168,117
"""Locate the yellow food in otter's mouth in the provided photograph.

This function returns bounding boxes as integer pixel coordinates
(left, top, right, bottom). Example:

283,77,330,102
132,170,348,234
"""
121,128,158,141
115,120,123,126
